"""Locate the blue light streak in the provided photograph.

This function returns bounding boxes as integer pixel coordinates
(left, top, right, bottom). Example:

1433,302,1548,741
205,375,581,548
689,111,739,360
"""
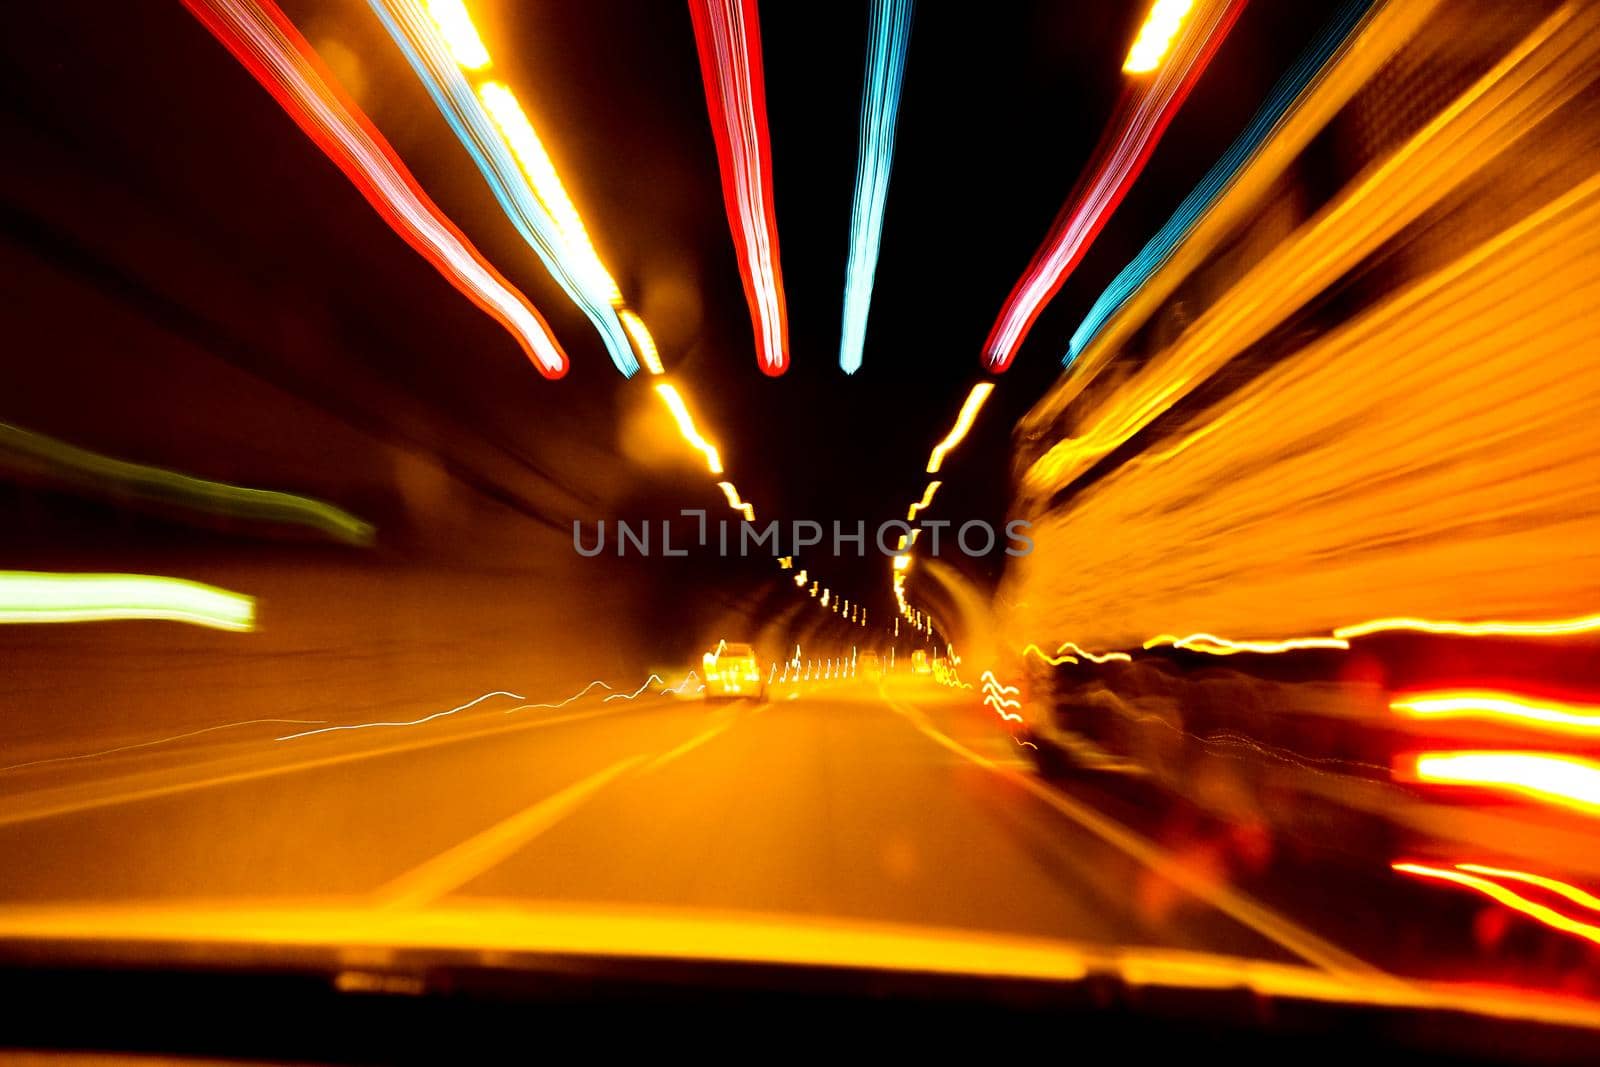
1064,0,1373,366
367,0,639,376
838,0,914,374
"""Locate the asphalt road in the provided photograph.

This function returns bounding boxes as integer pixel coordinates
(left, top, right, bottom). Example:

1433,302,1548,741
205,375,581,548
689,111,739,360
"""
0,674,1393,978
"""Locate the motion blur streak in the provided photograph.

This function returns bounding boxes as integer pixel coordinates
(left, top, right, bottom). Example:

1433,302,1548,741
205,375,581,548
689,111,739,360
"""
653,383,724,474
905,479,940,521
1068,0,1374,363
689,0,789,375
1020,4,1598,495
838,0,914,374
1144,633,1350,656
476,82,622,307
422,0,489,70
276,691,522,740
180,0,569,377
716,481,756,522
1005,5,1600,652
926,383,993,473
0,571,255,632
0,421,372,545
1392,692,1600,737
619,309,665,375
1412,753,1600,818
1456,864,1600,914
980,0,1244,369
367,0,638,375
1393,862,1600,949
1123,0,1196,74
1336,614,1600,640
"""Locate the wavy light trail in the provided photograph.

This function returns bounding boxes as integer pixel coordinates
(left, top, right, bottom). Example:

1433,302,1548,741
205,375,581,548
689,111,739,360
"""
182,0,567,377
1068,0,1371,364
1144,633,1350,656
367,0,637,375
1392,692,1600,737
905,480,941,522
0,572,255,632
689,0,789,374
927,383,994,473
981,0,1246,370
604,675,666,702
654,383,724,474
1022,643,1080,667
277,691,522,740
839,0,914,374
716,481,755,523
504,679,612,713
1053,642,1134,664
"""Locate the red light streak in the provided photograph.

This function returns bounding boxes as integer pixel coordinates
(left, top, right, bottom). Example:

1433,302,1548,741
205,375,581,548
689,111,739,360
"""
982,0,1246,370
182,0,568,378
689,0,789,374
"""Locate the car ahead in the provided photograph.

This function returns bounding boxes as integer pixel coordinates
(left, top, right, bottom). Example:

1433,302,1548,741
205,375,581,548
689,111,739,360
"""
857,651,882,679
910,650,931,675
703,641,766,700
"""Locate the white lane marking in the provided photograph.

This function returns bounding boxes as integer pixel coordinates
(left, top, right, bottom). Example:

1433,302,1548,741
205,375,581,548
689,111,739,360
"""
880,691,1393,981
375,756,645,908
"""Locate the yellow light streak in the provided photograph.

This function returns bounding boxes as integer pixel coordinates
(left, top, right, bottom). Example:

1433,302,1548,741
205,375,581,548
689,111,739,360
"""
1456,863,1600,913
1054,641,1133,664
716,481,754,523
619,310,665,375
1022,643,1080,667
1393,862,1600,948
1143,633,1350,656
477,81,620,303
1123,0,1196,74
0,571,255,632
653,383,723,474
424,0,491,70
906,480,942,522
927,383,994,473
1338,613,1600,640
1392,691,1600,737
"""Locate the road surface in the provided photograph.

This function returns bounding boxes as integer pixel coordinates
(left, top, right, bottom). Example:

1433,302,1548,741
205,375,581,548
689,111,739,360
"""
0,675,1394,979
